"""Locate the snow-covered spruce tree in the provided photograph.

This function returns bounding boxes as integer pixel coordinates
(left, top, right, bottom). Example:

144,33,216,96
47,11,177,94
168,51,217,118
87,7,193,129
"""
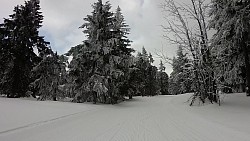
65,44,87,99
30,52,66,101
0,0,50,98
145,53,160,96
209,0,250,95
111,6,134,99
119,57,137,99
133,47,160,96
157,60,169,95
168,46,193,95
146,66,160,96
134,50,149,96
70,0,133,104
112,6,133,54
68,44,94,102
0,24,13,95
82,0,115,104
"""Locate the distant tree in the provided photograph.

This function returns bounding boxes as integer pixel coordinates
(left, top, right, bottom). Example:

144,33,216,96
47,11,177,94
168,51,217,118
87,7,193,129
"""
0,0,50,97
169,46,193,95
146,53,160,96
134,51,149,96
133,47,160,96
157,60,169,95
159,60,166,72
146,65,160,96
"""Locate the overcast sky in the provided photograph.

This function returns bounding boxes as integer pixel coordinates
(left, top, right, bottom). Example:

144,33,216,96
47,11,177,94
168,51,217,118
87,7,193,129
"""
0,0,177,75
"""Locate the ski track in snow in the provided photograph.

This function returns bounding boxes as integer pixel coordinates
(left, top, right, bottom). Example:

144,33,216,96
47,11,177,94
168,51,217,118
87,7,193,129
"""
0,94,250,141
0,108,99,135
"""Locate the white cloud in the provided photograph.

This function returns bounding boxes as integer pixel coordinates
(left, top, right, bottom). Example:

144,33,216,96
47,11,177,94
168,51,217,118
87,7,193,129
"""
0,0,176,75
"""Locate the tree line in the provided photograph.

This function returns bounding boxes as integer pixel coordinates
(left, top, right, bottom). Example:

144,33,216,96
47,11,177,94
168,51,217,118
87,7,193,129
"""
0,0,169,104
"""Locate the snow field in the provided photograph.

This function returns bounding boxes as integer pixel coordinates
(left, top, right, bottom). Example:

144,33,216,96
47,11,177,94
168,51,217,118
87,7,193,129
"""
0,93,250,141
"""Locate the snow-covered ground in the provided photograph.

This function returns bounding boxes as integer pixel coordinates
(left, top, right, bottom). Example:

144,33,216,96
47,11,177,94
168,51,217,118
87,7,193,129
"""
0,93,250,141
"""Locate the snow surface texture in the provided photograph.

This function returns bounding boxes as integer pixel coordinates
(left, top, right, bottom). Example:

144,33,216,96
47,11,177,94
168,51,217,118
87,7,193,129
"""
0,93,250,141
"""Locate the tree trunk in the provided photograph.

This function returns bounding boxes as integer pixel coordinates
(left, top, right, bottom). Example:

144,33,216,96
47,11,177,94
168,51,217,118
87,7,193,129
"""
93,91,97,104
129,95,132,99
53,97,57,101
241,32,250,96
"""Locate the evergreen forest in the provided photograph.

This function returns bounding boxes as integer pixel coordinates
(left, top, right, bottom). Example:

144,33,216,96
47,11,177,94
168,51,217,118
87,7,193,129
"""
0,0,250,106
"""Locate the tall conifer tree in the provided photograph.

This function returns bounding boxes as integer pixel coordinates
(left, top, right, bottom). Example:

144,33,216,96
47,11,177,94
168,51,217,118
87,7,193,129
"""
210,0,250,95
70,0,133,103
0,0,50,97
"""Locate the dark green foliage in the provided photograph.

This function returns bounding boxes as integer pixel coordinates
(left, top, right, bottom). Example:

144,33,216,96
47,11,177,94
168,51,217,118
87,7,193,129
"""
145,65,160,96
210,0,250,94
30,52,66,100
169,46,193,95
69,0,133,104
157,60,169,95
0,0,168,104
158,71,169,95
131,47,160,96
68,44,94,102
0,0,50,97
65,45,83,57
0,24,13,95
